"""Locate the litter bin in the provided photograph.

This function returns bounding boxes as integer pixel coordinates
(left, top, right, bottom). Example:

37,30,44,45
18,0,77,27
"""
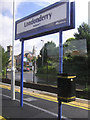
57,73,76,102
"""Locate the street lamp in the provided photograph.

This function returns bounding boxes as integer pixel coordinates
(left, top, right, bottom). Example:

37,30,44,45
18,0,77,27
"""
34,46,37,74
32,46,37,83
41,40,44,66
11,0,15,100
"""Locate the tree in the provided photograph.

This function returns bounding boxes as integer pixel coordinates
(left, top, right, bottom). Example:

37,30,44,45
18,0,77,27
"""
73,23,90,82
36,41,58,75
40,41,57,65
63,37,75,48
74,22,90,57
0,45,9,76
74,23,90,40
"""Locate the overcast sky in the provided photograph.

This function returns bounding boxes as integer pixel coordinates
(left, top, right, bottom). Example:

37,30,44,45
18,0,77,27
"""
0,0,89,55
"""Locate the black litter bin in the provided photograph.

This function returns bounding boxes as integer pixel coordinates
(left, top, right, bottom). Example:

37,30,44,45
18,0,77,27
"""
57,73,76,102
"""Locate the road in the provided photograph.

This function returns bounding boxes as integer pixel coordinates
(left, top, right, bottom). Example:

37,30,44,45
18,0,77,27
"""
0,82,89,120
7,71,56,85
7,71,38,83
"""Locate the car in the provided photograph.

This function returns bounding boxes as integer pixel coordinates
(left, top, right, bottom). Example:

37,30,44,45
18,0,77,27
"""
24,67,30,72
26,68,30,71
15,69,18,72
7,68,11,72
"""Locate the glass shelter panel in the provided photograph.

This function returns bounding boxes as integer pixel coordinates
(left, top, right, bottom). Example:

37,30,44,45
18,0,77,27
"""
63,39,88,89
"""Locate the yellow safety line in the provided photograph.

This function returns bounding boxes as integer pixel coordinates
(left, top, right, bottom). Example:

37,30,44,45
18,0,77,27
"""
0,115,6,120
0,84,89,111
63,102,89,110
23,91,90,111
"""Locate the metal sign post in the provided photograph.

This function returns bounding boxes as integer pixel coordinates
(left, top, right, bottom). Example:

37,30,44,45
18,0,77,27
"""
59,31,63,74
20,40,24,107
58,31,63,120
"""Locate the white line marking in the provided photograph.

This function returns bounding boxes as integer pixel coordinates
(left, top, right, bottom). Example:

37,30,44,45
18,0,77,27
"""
23,97,37,102
2,94,69,119
76,98,89,102
2,94,58,117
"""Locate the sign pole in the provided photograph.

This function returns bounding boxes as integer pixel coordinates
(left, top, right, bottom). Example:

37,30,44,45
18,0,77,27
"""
58,31,63,120
59,31,63,74
20,39,24,107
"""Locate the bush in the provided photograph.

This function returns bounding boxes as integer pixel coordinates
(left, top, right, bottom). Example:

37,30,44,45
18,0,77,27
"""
37,65,57,75
83,86,90,92
48,66,57,74
37,66,47,74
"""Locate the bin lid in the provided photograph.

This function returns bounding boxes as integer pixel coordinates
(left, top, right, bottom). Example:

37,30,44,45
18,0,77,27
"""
57,73,76,79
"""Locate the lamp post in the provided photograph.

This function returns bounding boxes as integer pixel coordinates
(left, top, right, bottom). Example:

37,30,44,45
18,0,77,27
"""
34,46,37,74
32,46,37,83
41,40,44,66
11,0,15,100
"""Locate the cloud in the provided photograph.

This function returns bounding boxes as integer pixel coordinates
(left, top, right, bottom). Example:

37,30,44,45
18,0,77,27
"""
0,0,58,15
0,13,13,51
75,0,89,27
0,0,13,15
0,0,89,56
0,0,66,55
0,0,24,53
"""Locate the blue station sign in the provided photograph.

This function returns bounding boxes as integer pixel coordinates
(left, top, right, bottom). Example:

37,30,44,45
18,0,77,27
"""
15,0,75,40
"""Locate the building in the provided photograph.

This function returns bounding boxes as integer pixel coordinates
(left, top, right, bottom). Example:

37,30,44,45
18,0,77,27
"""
15,51,34,67
7,45,16,68
7,45,36,69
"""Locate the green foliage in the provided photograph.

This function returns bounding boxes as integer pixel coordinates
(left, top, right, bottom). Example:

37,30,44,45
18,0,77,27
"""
37,23,90,83
0,45,9,76
66,37,75,42
74,22,90,56
37,65,57,75
63,38,75,48
37,41,59,75
39,41,58,66
83,86,90,92
36,55,42,68
74,22,90,40
74,23,90,81
64,56,88,83
2,51,9,68
48,66,57,74
64,56,72,60
37,66,47,74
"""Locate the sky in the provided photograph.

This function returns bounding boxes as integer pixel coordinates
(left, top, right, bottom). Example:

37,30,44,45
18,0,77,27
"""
0,0,89,56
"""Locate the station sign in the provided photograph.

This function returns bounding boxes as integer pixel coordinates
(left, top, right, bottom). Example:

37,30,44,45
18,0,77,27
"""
15,0,75,40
